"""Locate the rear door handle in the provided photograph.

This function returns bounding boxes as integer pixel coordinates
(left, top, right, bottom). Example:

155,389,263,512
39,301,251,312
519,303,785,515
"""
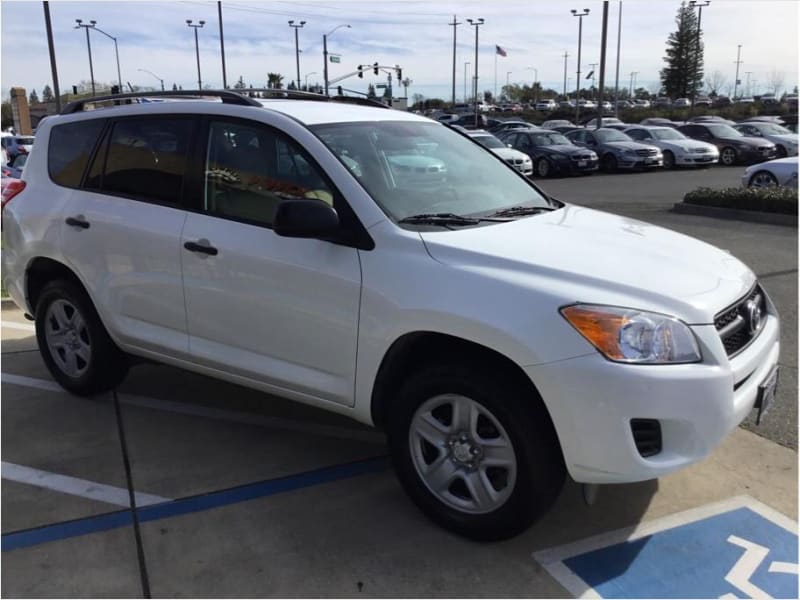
65,215,90,229
183,240,218,256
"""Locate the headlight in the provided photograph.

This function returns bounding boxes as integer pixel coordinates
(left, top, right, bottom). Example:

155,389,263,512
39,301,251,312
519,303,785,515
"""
589,152,598,159
560,305,702,364
548,153,566,160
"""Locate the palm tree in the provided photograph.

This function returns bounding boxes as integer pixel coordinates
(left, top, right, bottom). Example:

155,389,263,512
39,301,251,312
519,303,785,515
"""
267,73,284,90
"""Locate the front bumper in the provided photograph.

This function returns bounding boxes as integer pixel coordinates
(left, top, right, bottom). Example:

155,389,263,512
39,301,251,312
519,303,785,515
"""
676,152,719,166
738,147,778,164
618,155,663,169
524,312,780,484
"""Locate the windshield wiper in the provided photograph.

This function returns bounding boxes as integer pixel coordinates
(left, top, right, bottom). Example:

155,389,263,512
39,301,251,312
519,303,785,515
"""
487,205,557,218
397,212,510,226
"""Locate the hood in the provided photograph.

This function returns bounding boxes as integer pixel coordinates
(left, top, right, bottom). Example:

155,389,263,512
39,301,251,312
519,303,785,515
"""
419,205,754,323
491,147,530,161
542,144,591,156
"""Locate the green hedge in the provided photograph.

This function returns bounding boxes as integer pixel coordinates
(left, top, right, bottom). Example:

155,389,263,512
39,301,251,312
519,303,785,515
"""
683,186,798,214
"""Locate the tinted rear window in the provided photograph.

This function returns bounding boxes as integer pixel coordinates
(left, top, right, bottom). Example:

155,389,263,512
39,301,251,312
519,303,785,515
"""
48,120,105,187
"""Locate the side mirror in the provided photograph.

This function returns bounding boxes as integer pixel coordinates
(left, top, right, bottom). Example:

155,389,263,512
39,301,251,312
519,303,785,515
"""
273,199,340,239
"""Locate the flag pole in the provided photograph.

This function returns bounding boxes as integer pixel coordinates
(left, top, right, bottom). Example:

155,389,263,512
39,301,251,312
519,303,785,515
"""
494,50,497,101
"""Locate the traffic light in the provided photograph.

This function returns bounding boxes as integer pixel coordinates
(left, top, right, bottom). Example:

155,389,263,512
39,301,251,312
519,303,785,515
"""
111,85,120,95
72,85,78,95
396,67,402,82
357,66,363,79
373,62,379,75
337,86,343,96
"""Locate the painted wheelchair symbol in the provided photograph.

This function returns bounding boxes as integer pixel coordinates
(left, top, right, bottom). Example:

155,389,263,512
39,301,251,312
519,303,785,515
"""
719,535,799,599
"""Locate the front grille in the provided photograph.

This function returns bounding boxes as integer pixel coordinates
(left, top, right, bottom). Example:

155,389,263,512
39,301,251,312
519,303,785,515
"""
571,154,594,161
631,419,662,457
715,284,767,357
691,147,710,154
635,148,658,156
758,146,773,153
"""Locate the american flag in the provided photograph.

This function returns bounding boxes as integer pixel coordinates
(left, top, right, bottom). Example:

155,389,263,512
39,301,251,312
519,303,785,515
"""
496,45,507,57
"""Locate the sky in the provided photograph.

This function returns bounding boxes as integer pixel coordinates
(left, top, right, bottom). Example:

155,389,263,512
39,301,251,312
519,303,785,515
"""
1,0,798,102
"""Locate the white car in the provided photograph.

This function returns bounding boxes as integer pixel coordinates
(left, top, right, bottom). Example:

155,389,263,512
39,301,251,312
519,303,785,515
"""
534,99,557,111
741,156,799,188
673,98,691,107
624,125,719,168
734,122,798,157
467,130,533,176
2,90,780,541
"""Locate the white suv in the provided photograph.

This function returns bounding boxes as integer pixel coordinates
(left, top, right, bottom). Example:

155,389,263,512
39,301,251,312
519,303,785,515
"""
2,91,780,541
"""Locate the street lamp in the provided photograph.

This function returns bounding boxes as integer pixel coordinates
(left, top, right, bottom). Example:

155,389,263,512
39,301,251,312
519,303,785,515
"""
466,17,484,127
689,1,710,111
733,44,743,100
571,8,590,123
288,20,306,90
74,19,97,96
138,68,165,91
464,61,471,102
323,24,350,96
91,24,122,93
186,19,205,90
304,71,317,91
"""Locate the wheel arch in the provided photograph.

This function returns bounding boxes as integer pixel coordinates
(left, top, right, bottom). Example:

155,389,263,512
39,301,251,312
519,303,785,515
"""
25,257,87,317
370,331,560,445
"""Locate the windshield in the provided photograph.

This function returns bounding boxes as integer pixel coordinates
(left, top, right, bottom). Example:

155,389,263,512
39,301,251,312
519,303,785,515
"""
706,124,742,138
652,128,686,140
531,132,571,146
471,134,506,149
755,123,792,135
312,121,550,222
595,129,631,143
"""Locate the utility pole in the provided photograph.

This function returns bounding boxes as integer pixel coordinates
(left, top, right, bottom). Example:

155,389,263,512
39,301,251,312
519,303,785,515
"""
75,19,96,96
563,51,569,98
289,20,306,91
466,18,484,127
614,0,622,116
464,61,470,102
323,24,350,96
733,44,743,100
571,8,590,123
449,15,461,106
218,1,227,88
688,1,710,115
594,1,609,129
186,19,205,90
43,2,61,111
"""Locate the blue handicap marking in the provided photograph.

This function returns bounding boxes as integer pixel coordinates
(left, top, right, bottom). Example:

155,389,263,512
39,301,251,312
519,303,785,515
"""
536,498,798,599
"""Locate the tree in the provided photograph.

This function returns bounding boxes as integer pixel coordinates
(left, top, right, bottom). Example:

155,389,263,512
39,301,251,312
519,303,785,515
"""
267,73,284,89
704,70,727,96
42,85,55,102
28,89,39,105
1,101,12,130
660,2,704,99
767,70,785,97
172,83,178,91
234,76,247,89
412,93,424,108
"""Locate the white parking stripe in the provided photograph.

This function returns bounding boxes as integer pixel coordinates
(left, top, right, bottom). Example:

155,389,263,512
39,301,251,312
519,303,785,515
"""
1,372,386,445
2,322,36,333
2,461,171,508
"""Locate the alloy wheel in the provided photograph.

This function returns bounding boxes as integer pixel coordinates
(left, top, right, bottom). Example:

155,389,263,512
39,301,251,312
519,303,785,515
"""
749,171,778,188
44,299,92,378
721,147,736,166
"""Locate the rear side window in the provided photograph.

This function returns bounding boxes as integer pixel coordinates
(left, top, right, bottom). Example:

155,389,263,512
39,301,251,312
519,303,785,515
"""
48,120,105,187
93,118,194,204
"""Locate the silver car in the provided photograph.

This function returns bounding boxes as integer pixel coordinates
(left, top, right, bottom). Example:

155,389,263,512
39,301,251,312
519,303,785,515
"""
566,127,663,172
741,157,798,188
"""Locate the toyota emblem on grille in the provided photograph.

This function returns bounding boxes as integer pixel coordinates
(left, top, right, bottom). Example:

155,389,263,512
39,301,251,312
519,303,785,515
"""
745,297,763,334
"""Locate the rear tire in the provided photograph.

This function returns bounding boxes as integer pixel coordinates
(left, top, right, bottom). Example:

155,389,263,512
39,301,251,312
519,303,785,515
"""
386,361,565,541
35,280,128,396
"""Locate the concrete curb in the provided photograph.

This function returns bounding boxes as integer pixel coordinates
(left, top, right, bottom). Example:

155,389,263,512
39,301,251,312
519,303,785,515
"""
672,202,798,227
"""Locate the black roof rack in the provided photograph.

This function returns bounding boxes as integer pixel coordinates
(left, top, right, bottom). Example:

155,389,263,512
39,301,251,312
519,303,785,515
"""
60,88,391,115
60,90,262,115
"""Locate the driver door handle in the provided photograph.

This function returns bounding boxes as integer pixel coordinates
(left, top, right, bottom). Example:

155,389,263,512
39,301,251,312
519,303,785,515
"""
65,215,90,229
184,240,218,256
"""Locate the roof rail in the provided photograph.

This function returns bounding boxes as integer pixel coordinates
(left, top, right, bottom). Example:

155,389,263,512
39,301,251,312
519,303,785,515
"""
60,89,262,115
246,88,390,109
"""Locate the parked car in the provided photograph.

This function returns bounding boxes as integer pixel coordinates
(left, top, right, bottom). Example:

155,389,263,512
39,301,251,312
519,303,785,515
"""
733,122,798,157
633,99,651,109
688,115,735,125
672,98,691,107
497,129,599,177
2,90,780,542
654,97,672,107
566,127,663,171
784,94,798,109
534,99,557,111
1,154,27,178
488,120,538,135
624,126,719,169
466,130,533,176
736,97,755,105
615,100,634,109
580,116,624,128
694,96,712,107
713,95,732,107
541,119,576,130
436,114,460,124
577,99,597,110
758,94,779,106
639,117,681,128
677,123,778,165
559,100,576,109
741,157,798,188
0,134,35,161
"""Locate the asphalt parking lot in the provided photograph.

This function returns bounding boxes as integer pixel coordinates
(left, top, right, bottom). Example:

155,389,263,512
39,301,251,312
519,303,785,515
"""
2,164,798,598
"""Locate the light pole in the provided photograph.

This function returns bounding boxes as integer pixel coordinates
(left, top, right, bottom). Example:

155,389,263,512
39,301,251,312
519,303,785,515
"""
90,24,122,92
186,19,205,90
733,44,743,100
526,67,538,103
304,71,317,91
563,51,569,98
629,71,638,97
288,20,306,90
323,24,350,96
614,1,622,117
571,8,590,123
138,68,165,91
74,19,96,96
466,17,484,127
464,61,471,102
449,15,461,106
689,1,710,112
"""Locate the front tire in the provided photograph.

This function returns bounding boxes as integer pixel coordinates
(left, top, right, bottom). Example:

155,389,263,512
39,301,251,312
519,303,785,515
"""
386,362,565,541
35,280,128,396
536,157,551,178
663,150,676,169
748,170,778,188
720,146,737,166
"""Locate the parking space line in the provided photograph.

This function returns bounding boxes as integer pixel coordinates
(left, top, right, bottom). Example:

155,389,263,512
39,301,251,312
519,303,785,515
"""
1,372,386,444
1,322,35,333
2,456,389,552
2,462,172,508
